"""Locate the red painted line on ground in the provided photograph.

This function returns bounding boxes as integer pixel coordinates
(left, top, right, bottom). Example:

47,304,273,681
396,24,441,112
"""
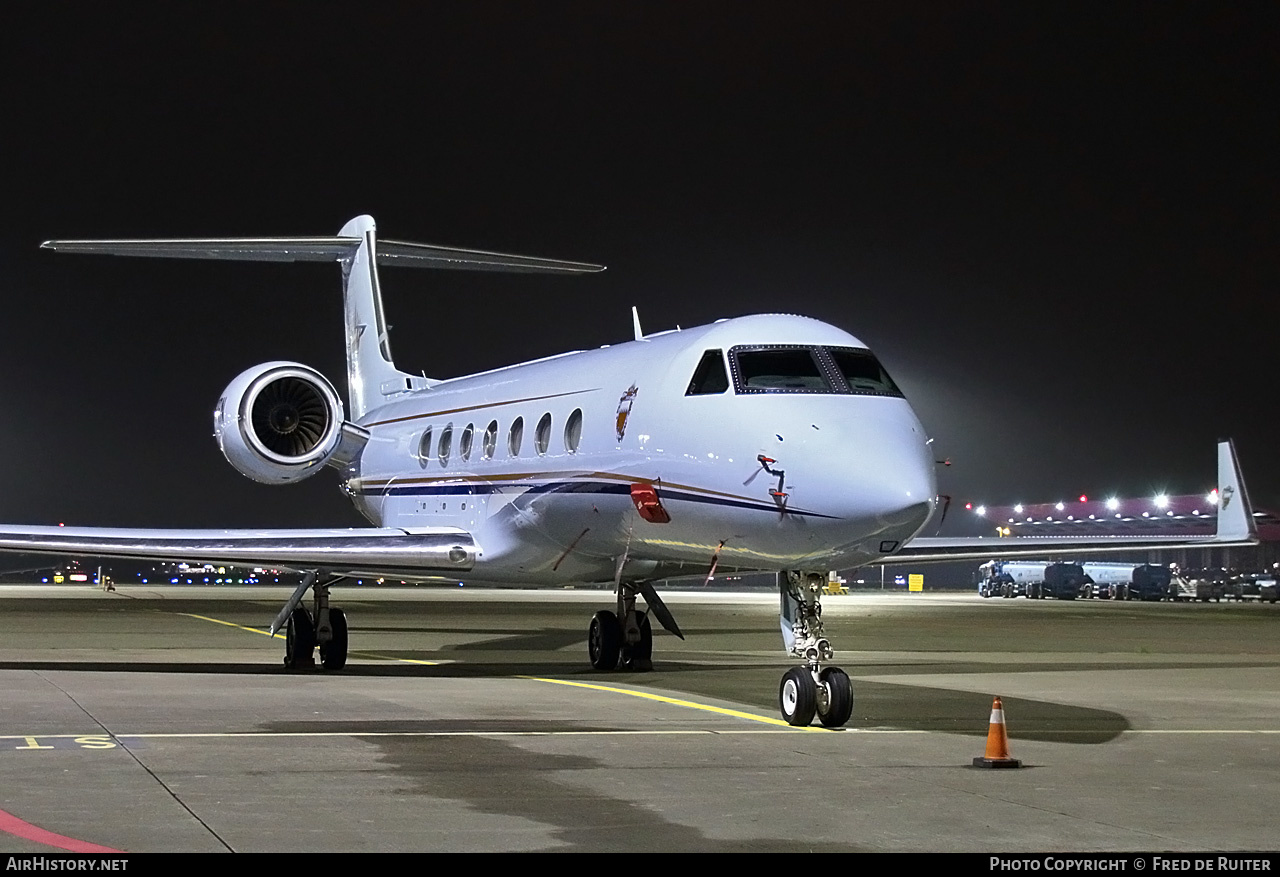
0,807,122,853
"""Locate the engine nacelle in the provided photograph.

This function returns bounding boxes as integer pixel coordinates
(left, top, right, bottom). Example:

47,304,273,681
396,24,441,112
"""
214,362,348,484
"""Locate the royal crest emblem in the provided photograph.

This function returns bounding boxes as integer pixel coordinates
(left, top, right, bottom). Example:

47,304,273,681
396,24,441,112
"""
615,384,638,442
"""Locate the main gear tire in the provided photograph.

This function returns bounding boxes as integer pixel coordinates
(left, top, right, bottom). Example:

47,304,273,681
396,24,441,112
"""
588,610,621,670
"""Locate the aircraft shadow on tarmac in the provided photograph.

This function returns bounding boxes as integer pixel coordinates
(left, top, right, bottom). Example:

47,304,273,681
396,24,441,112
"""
0,657,1131,744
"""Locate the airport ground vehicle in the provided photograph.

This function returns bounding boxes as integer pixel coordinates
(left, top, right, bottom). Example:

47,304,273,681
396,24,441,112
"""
1258,576,1279,604
1224,571,1263,602
1170,568,1229,602
976,560,1086,599
1080,562,1172,601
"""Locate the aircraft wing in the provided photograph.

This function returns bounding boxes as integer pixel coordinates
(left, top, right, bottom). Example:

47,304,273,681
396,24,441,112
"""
0,526,477,580
887,440,1258,565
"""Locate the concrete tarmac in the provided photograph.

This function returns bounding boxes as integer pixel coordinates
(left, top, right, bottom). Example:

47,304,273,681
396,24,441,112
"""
0,585,1278,853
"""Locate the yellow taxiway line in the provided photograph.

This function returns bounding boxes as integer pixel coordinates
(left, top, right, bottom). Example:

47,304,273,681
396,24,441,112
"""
173,610,815,729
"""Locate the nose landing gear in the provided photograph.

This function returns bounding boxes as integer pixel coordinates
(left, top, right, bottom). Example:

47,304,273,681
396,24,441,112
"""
778,571,854,727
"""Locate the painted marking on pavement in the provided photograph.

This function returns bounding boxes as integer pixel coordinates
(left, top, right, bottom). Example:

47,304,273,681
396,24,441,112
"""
9,736,119,751
175,611,442,665
5,728,1279,748
520,676,829,730
0,807,123,853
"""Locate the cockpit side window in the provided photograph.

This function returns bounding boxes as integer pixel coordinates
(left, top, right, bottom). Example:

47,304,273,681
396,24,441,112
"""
685,349,730,395
730,347,833,393
825,347,903,397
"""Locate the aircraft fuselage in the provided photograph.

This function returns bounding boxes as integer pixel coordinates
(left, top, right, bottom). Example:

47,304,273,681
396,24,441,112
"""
347,314,937,584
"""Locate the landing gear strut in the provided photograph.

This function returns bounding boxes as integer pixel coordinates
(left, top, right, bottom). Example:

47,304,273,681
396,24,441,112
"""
778,571,854,727
587,581,679,672
274,572,349,671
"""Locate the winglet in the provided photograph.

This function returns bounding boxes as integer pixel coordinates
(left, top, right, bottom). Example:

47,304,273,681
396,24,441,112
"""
1215,439,1257,543
632,306,644,341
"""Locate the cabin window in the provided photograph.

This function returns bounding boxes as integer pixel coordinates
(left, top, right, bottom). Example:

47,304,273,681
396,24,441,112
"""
730,347,832,393
459,423,474,462
482,420,498,460
508,416,524,457
418,427,433,467
686,349,729,395
564,408,583,453
438,423,453,467
535,412,552,456
825,347,903,397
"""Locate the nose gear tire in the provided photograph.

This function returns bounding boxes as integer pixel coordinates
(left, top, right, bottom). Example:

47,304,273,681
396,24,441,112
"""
779,666,818,726
817,666,853,727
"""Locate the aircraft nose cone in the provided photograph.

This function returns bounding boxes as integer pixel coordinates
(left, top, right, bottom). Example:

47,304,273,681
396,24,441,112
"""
885,497,934,535
818,414,936,539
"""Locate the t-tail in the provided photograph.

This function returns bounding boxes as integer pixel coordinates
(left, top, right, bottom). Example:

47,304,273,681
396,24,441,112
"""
42,215,605,418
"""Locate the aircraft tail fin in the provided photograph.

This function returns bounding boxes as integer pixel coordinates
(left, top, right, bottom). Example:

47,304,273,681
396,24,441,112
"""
42,215,604,418
1214,438,1257,543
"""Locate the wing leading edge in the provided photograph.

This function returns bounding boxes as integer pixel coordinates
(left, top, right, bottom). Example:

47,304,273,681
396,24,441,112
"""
891,440,1257,565
0,526,477,580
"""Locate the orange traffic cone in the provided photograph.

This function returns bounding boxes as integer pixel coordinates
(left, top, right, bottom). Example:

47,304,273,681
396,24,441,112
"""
972,696,1022,768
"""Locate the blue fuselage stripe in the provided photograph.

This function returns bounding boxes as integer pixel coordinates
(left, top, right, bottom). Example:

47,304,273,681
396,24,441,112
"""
357,480,838,519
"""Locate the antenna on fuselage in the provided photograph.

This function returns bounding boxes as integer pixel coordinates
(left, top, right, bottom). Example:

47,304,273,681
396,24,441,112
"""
632,306,644,341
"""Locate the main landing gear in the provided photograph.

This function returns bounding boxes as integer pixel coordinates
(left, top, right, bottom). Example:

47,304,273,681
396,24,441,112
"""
778,571,854,727
587,581,682,672
274,572,349,671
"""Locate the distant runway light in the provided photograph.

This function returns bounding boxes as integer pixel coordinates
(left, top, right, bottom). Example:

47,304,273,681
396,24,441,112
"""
1055,501,1065,511
1154,494,1169,508
1014,504,1023,514
1106,498,1120,511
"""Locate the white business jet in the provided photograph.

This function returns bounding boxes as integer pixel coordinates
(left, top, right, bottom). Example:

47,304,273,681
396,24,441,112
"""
1,216,1257,727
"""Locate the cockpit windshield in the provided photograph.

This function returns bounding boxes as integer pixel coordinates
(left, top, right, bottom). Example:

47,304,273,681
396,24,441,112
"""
825,347,902,397
734,348,831,391
725,345,903,397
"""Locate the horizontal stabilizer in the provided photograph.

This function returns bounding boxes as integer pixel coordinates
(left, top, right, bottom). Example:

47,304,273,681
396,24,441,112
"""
41,236,605,274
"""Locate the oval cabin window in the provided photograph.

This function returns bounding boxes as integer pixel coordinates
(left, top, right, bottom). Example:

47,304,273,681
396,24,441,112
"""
535,413,552,456
564,408,583,453
508,417,524,457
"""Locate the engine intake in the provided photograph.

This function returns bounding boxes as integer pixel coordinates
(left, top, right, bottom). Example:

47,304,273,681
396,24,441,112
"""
215,362,348,484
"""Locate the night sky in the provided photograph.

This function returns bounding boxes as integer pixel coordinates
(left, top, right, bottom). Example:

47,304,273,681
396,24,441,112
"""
4,3,1277,530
